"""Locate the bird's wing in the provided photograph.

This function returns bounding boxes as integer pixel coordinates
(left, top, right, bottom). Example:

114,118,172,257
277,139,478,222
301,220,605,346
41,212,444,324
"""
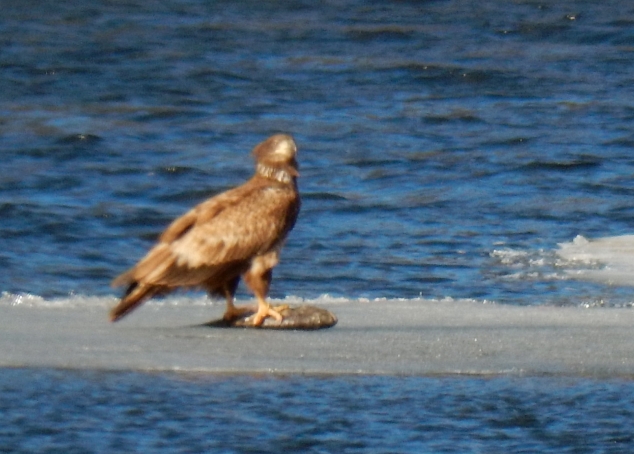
113,182,297,288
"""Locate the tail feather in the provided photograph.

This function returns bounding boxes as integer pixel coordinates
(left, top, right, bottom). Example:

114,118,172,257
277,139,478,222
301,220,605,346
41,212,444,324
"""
109,283,161,322
111,270,134,288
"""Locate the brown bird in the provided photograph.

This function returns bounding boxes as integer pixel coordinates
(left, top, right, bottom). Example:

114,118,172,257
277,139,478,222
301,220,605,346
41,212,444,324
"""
110,134,301,326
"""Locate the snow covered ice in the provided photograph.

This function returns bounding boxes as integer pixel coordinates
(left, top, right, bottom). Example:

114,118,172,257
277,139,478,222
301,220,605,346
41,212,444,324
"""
558,235,634,288
2,295,634,377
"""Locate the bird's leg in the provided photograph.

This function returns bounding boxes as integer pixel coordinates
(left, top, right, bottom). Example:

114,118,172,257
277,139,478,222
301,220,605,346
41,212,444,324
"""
218,278,255,321
243,267,283,326
223,296,256,321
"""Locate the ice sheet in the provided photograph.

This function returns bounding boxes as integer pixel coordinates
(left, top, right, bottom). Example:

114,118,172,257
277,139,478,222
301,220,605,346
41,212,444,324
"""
2,296,634,377
557,235,634,286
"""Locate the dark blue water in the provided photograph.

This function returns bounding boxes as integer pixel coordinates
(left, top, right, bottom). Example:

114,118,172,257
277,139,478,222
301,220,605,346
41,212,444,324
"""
3,0,634,305
1,369,633,454
3,0,634,451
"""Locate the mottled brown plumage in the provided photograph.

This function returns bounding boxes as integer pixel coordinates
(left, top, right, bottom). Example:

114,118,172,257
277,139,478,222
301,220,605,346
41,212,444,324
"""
110,134,300,325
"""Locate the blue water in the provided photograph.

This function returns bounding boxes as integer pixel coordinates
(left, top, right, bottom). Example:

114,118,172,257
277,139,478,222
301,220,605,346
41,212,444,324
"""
1,370,634,453
2,0,634,451
3,0,634,306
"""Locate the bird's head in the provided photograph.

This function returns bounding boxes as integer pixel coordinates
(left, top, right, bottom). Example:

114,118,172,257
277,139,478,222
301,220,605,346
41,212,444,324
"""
253,134,299,183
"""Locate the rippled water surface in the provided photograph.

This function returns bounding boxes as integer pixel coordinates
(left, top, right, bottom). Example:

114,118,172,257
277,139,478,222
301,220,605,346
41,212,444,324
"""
1,369,634,453
2,1,634,451
2,0,634,305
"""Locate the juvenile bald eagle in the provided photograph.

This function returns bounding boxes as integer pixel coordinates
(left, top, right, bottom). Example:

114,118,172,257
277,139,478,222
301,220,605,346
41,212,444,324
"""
110,134,300,326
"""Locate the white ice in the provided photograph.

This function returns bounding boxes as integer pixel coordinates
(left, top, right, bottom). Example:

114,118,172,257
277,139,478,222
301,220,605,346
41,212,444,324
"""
557,234,634,286
2,295,634,377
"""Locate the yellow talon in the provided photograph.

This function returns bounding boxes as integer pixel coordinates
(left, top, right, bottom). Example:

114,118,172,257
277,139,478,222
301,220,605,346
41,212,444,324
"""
249,303,284,326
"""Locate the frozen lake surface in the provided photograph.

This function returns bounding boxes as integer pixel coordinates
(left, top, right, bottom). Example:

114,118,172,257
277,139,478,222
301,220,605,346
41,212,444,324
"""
2,296,633,377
